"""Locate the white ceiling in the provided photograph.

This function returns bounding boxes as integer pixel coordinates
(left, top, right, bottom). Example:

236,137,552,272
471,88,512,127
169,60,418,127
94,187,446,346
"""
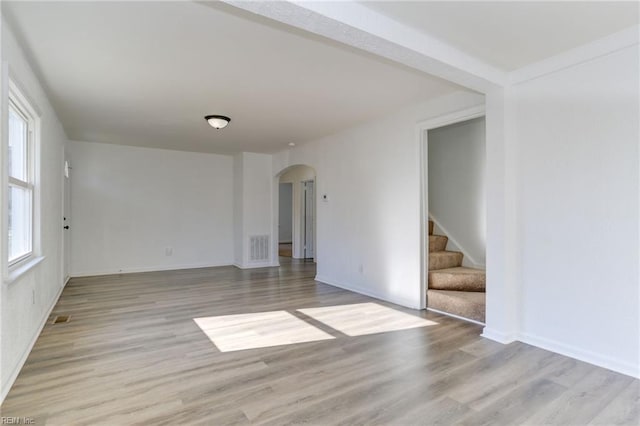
362,1,639,71
6,2,637,154
3,1,463,154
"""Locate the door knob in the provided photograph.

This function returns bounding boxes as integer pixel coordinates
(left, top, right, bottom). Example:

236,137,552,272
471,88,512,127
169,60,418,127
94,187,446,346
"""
63,226,69,230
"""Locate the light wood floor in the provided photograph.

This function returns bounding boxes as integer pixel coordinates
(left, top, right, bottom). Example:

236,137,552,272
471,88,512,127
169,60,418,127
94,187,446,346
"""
1,259,638,425
278,243,292,257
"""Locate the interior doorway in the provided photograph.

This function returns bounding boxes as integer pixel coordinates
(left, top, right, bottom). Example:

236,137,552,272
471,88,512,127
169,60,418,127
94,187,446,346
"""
419,106,486,324
278,182,293,257
276,165,316,261
62,156,71,284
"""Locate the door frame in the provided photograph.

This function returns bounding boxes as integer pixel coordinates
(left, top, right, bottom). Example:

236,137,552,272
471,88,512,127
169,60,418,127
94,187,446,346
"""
278,181,294,246
61,150,71,285
301,179,315,259
417,105,485,309
271,164,317,266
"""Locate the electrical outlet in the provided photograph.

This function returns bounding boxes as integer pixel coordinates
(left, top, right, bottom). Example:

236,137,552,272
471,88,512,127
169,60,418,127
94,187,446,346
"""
165,247,173,256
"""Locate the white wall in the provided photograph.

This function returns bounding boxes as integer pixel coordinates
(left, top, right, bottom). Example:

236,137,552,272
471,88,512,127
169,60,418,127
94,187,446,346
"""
0,19,68,401
278,183,293,243
514,45,639,377
234,152,274,268
428,116,486,267
68,141,234,276
272,91,485,308
279,165,316,259
233,153,243,266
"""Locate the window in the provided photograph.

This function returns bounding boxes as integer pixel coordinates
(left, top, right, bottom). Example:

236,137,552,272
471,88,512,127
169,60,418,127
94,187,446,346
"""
7,88,36,266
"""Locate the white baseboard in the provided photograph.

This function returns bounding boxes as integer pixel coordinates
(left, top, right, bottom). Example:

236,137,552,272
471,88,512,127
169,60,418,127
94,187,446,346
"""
314,275,421,309
481,327,518,344
518,332,640,379
233,262,280,270
1,281,67,403
427,307,485,326
70,261,233,277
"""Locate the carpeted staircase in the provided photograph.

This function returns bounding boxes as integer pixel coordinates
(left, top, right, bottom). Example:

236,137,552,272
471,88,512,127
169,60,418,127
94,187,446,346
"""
427,220,486,323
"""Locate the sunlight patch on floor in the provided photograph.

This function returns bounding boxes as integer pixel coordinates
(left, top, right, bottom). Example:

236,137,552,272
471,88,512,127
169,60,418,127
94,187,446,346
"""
298,302,438,336
193,311,335,352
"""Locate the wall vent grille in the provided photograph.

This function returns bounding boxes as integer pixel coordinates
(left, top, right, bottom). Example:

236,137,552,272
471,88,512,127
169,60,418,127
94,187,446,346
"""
249,235,270,262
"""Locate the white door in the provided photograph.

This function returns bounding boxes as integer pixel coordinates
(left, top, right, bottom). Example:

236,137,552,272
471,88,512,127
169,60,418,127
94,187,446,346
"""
63,157,71,283
302,180,315,259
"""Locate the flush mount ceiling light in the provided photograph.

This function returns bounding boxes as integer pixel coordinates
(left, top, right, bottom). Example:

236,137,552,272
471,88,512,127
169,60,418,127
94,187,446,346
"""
205,115,231,129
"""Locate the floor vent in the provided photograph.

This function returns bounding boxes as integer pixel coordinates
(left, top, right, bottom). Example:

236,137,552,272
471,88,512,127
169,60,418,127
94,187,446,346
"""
52,315,71,324
249,235,270,262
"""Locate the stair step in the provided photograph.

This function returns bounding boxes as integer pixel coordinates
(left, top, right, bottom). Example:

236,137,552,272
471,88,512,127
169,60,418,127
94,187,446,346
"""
429,251,463,270
428,290,485,323
428,220,434,235
429,235,448,252
429,267,485,292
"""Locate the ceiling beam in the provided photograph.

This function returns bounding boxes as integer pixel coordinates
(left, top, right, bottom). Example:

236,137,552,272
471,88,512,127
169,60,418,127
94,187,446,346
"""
219,0,507,93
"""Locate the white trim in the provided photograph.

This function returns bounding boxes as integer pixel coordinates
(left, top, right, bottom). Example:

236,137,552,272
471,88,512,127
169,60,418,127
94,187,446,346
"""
4,255,45,285
61,146,69,287
418,121,428,310
6,89,37,268
481,327,518,344
426,307,485,326
301,179,316,260
70,261,234,278
416,105,486,132
429,213,485,269
8,249,33,269
510,24,639,85
5,77,42,282
233,261,279,270
8,176,32,188
518,332,640,379
1,278,66,403
417,105,486,312
315,274,421,310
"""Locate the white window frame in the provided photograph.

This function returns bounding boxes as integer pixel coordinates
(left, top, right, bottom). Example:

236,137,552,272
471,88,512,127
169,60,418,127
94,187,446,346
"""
5,79,40,275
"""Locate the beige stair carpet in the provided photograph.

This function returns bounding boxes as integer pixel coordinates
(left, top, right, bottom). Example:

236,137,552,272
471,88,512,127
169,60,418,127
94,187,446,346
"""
429,267,486,292
427,219,486,323
427,290,486,323
429,251,463,270
429,235,448,252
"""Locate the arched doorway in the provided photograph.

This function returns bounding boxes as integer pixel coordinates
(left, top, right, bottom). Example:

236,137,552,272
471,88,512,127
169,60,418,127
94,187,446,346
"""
275,165,316,262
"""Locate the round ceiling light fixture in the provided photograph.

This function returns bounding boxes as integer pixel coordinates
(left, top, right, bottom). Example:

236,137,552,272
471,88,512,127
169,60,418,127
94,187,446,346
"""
205,115,231,129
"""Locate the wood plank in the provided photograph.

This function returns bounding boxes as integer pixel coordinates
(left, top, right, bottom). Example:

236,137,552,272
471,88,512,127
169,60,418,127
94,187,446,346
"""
1,259,637,425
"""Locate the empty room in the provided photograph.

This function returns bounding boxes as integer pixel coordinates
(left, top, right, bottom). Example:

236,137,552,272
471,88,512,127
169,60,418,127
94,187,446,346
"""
0,1,638,425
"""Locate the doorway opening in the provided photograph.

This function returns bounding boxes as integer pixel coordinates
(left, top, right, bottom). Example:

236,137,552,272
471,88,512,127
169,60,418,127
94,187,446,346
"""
278,182,293,257
62,155,71,285
420,107,486,324
276,165,316,261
